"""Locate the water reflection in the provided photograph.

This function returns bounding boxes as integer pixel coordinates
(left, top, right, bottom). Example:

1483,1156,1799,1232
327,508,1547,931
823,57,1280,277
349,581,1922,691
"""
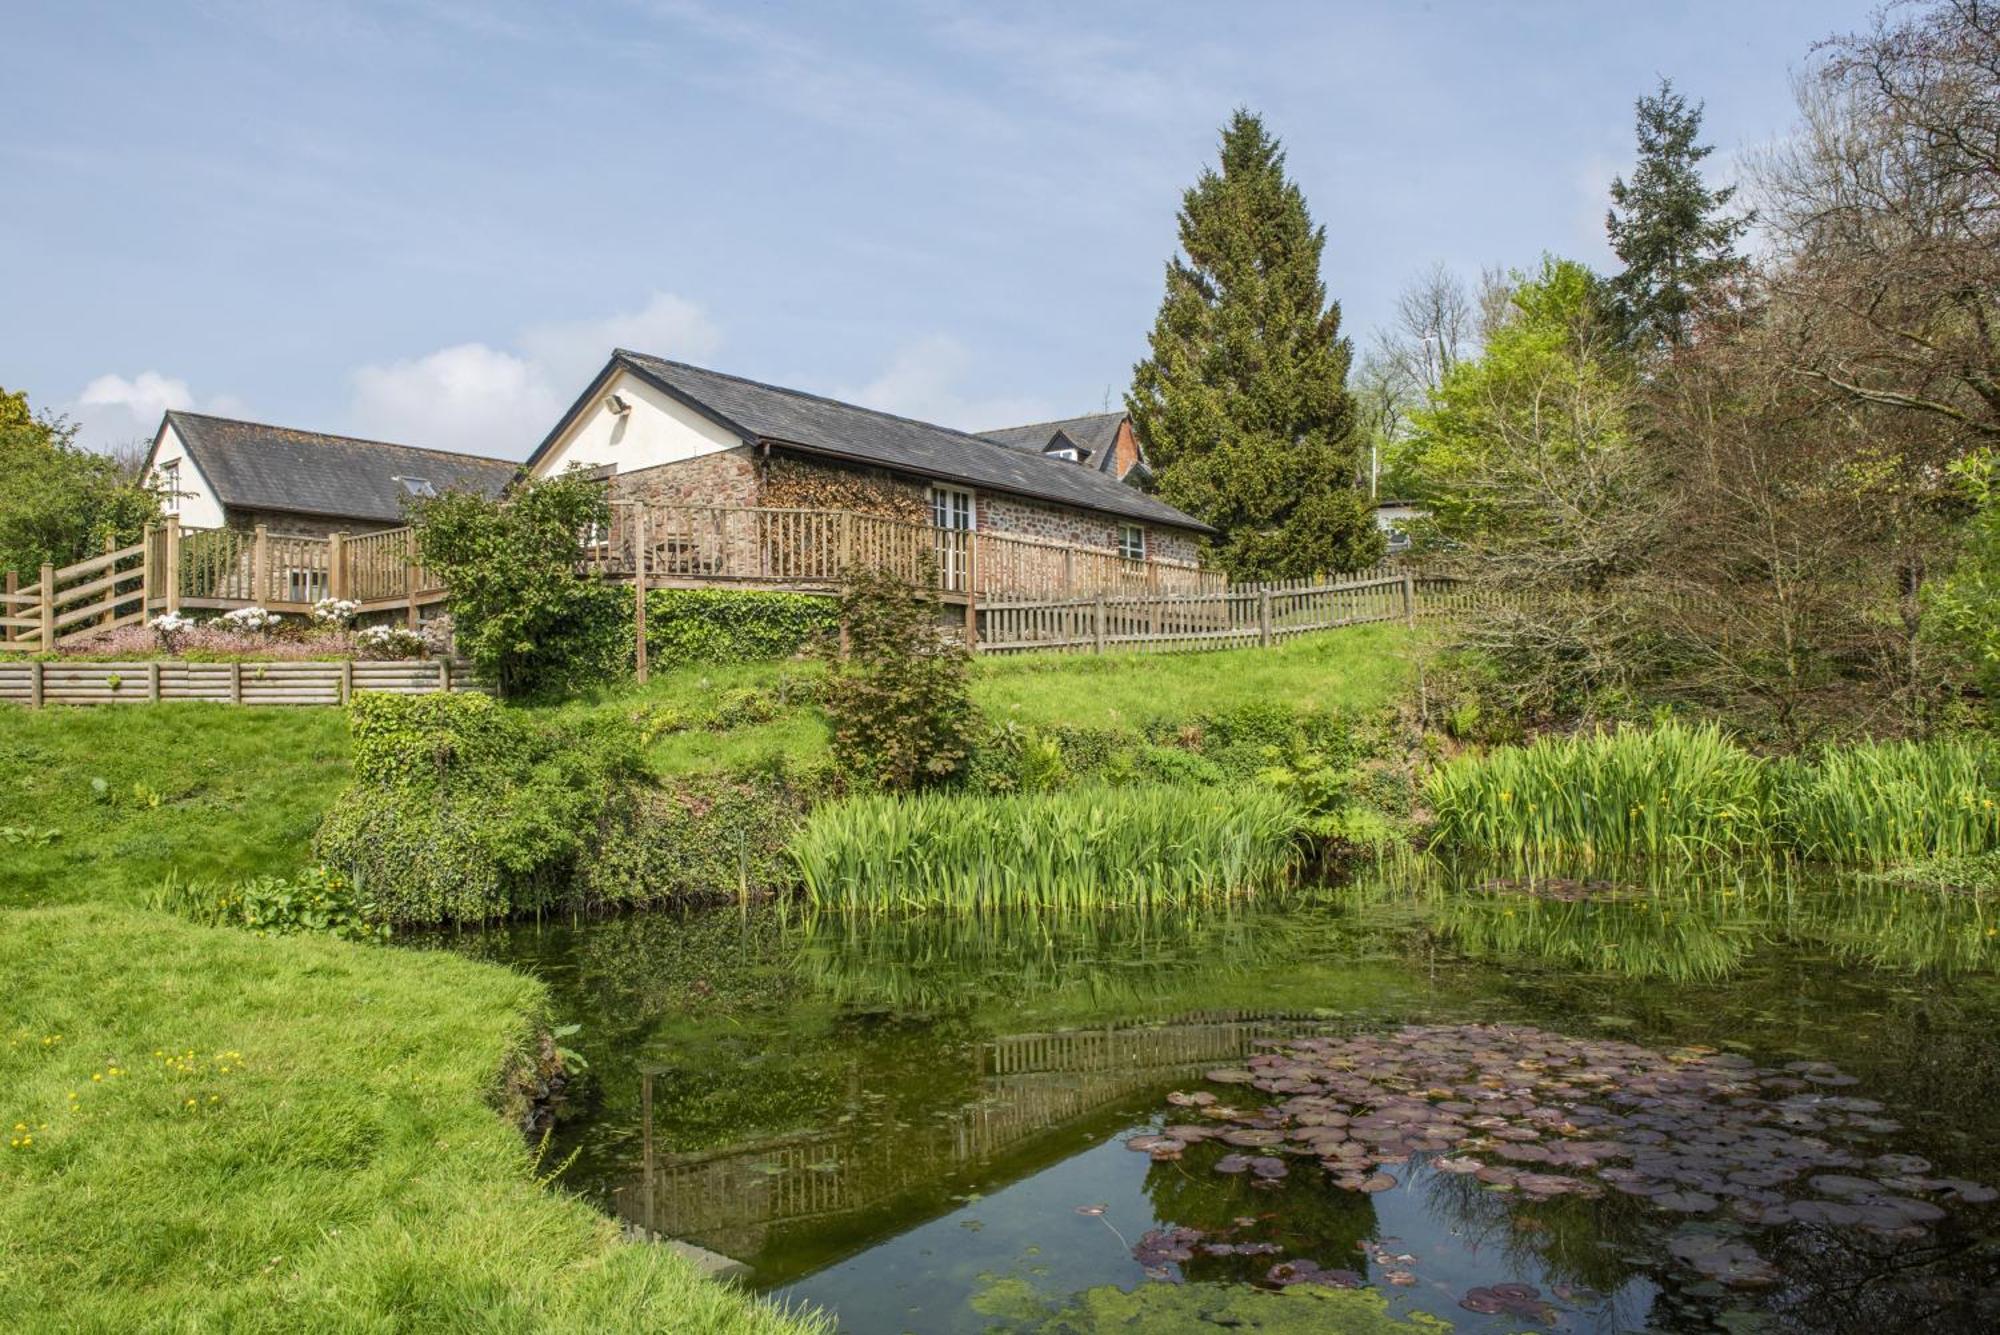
426,863,2000,1332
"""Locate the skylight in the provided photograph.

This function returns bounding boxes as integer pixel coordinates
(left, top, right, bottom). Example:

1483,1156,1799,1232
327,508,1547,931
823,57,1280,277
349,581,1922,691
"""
396,476,436,498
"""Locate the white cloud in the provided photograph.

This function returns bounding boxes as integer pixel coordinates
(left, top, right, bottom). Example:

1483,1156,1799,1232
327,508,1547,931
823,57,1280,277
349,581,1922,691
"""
833,334,1050,432
349,343,560,458
346,291,723,457
69,371,246,454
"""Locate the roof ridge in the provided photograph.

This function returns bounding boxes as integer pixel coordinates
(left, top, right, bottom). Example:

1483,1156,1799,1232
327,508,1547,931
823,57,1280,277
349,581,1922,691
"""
980,409,1126,435
616,349,1056,457
166,410,520,466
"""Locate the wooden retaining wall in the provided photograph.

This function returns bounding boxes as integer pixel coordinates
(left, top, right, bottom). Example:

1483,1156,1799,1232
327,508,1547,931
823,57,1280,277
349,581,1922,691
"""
0,658,487,708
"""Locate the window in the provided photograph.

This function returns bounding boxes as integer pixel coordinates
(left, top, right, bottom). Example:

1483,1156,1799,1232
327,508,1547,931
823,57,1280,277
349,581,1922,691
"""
1119,524,1147,562
158,459,180,515
286,568,330,603
929,485,975,532
396,476,436,499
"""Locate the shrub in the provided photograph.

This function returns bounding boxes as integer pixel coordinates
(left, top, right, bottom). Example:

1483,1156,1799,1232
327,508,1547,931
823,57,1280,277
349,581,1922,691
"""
823,568,977,791
151,865,390,942
582,772,822,906
354,624,425,659
316,694,646,923
313,597,360,627
218,606,280,634
412,471,628,698
790,785,1304,912
646,589,837,666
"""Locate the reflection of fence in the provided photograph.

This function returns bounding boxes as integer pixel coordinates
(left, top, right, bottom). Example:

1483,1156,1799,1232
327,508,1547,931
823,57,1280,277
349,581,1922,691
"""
615,1012,1335,1265
977,567,1473,655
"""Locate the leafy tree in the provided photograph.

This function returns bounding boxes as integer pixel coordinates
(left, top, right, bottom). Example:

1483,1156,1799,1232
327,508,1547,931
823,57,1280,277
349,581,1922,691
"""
1605,79,1751,351
1926,451,2000,699
411,470,627,698
1128,109,1383,578
0,386,159,578
823,568,976,791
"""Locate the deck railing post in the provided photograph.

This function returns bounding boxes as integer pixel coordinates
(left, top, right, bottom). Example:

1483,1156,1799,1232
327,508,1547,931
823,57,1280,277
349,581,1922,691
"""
251,524,269,605
138,525,154,617
632,507,649,684
962,532,979,648
1092,594,1105,654
3,569,14,644
100,532,116,626
38,562,55,647
164,516,182,613
405,528,419,629
328,531,347,601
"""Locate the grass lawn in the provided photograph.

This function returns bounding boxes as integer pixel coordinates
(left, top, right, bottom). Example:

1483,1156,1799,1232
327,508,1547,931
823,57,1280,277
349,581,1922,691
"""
0,703,351,911
0,904,821,1333
574,623,1419,775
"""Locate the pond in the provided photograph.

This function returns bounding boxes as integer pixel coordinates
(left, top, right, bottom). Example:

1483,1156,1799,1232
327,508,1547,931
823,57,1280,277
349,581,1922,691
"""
426,866,2000,1333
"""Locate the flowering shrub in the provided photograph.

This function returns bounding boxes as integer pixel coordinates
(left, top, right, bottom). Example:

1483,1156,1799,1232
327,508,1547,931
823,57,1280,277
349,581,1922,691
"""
218,607,280,634
148,612,196,650
355,624,425,659
313,598,360,627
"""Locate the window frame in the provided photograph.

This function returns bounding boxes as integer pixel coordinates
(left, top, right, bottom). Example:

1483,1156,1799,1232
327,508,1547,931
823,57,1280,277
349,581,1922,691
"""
929,484,976,532
1119,523,1147,562
158,459,180,515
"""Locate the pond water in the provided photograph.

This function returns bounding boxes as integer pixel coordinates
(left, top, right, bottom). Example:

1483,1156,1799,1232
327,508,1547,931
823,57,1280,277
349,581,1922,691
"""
426,866,2000,1333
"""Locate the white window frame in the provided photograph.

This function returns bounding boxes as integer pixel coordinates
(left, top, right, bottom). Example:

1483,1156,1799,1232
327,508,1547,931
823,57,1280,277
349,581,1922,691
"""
1119,524,1147,562
158,459,180,515
929,484,976,532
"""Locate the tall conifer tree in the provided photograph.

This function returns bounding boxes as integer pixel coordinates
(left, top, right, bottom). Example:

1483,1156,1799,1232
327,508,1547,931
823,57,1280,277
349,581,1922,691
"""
1128,110,1381,578
1605,79,1751,350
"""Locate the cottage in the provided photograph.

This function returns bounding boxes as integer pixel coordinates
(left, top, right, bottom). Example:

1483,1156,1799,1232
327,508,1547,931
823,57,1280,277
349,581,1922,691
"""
141,411,518,537
525,351,1211,596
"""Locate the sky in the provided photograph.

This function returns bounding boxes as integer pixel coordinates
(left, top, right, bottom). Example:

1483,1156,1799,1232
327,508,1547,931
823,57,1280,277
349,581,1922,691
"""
4,0,1880,460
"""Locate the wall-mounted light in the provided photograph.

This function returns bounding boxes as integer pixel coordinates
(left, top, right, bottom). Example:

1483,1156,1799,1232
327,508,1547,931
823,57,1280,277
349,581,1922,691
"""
605,393,632,416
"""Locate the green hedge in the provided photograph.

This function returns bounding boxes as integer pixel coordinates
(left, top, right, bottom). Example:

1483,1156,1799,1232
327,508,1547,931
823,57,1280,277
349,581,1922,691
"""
645,589,837,667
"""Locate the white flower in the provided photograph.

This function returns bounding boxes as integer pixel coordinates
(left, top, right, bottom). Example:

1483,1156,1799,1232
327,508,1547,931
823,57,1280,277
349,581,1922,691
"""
149,612,195,635
354,624,425,659
219,607,280,633
312,598,360,626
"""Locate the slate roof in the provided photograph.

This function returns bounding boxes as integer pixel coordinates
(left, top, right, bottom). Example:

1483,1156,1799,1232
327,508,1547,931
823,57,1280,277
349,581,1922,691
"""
980,411,1130,475
161,412,519,524
542,352,1207,533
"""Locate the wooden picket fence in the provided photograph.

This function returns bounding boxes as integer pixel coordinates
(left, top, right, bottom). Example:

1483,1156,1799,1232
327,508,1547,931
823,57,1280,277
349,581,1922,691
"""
975,565,1473,655
0,658,486,709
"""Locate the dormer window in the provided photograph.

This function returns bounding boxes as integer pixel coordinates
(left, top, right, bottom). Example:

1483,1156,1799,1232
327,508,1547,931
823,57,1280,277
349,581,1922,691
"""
396,476,436,499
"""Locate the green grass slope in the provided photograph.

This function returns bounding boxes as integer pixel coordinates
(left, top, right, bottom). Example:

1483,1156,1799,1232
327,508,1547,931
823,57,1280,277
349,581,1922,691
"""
0,904,822,1334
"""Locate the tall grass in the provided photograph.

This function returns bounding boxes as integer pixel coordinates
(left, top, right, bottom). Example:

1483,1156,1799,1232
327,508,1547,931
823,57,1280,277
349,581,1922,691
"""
1425,722,1772,864
1779,737,2000,864
1426,722,2000,868
790,786,1303,913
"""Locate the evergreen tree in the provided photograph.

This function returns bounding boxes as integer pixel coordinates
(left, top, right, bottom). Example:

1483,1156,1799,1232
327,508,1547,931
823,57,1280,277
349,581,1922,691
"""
1605,79,1752,351
1128,109,1382,579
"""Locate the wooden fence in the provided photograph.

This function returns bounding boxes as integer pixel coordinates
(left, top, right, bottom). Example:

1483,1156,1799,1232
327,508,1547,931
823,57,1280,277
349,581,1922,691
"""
602,503,1221,602
975,565,1471,654
0,658,485,708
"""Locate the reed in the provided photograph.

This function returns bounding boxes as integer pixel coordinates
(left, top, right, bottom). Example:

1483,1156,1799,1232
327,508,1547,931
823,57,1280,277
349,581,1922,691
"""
1778,736,2000,865
1425,722,1773,864
789,786,1304,913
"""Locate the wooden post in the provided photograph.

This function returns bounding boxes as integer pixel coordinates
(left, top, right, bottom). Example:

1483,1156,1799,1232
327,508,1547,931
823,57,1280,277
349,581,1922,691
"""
328,532,347,601
3,570,14,644
29,659,43,709
38,562,55,649
962,533,979,648
438,657,451,695
164,516,182,613
1092,594,1106,654
231,660,244,704
148,661,161,701
632,508,649,684
138,526,153,615
1062,547,1074,596
339,658,352,705
100,532,116,626
1401,570,1416,627
251,524,269,605
1258,588,1272,647
405,528,419,629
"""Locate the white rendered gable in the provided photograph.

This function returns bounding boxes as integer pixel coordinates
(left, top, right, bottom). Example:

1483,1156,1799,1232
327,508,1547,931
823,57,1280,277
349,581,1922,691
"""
530,368,744,479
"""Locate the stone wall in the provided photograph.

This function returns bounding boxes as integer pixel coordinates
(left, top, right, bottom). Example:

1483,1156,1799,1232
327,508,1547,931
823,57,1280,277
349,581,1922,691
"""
226,508,404,538
979,494,1201,568
606,447,762,510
